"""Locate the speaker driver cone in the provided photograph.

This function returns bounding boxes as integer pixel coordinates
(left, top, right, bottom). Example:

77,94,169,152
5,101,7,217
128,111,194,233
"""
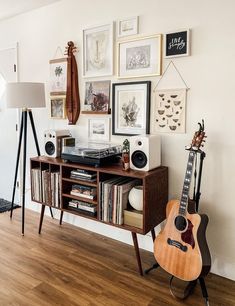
45,141,55,156
131,150,147,169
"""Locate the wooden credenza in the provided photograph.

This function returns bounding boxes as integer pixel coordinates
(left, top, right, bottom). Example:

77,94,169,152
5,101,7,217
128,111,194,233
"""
30,156,168,275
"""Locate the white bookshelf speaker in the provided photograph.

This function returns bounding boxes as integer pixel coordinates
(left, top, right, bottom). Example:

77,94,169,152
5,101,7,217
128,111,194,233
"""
129,134,161,171
44,130,71,158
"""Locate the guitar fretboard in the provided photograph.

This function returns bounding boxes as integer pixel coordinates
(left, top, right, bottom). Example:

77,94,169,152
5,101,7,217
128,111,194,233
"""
179,151,196,215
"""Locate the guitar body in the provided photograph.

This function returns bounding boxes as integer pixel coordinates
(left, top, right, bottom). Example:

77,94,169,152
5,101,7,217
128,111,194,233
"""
154,200,211,281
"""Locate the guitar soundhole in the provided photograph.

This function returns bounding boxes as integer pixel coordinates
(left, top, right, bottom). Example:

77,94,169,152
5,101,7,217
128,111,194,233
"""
175,215,187,232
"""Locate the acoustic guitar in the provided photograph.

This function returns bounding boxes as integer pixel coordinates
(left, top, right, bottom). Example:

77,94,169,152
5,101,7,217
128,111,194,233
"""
154,122,211,281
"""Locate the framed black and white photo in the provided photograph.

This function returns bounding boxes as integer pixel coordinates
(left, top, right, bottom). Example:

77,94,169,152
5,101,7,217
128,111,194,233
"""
49,58,67,95
88,118,110,142
165,29,190,58
83,23,113,77
83,80,110,114
117,34,162,78
50,95,66,119
117,16,139,38
112,81,151,136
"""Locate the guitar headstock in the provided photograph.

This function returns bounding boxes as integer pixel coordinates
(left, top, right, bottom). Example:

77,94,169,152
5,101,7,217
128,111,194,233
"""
187,120,206,151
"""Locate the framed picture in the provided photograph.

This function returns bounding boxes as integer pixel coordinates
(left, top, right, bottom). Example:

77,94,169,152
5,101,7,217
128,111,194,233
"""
112,81,151,136
83,80,110,114
165,29,190,58
50,95,66,119
152,89,187,133
117,16,139,38
88,118,110,142
83,23,113,77
49,58,67,95
117,34,162,78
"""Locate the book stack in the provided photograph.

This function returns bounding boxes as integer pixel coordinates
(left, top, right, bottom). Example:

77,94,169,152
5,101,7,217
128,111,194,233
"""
99,177,140,225
70,169,97,182
70,184,97,200
68,199,97,216
31,168,42,202
50,171,61,208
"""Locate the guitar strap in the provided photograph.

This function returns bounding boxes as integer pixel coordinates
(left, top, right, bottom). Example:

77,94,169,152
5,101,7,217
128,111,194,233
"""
169,276,197,300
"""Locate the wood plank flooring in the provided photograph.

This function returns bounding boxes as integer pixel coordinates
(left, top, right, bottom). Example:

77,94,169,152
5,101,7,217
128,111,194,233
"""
0,208,234,306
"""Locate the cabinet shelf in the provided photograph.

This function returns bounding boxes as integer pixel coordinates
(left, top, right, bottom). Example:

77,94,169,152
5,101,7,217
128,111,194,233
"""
62,193,97,205
62,177,97,187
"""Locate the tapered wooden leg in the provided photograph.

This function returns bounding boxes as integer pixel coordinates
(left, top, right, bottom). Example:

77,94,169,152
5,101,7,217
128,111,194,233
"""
151,228,156,242
131,232,143,276
59,211,63,225
38,205,45,234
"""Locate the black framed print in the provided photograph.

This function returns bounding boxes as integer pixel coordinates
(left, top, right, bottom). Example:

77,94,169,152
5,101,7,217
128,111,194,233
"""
112,81,151,136
165,29,190,58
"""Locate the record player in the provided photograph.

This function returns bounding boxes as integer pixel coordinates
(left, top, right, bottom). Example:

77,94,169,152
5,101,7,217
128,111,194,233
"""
61,140,122,167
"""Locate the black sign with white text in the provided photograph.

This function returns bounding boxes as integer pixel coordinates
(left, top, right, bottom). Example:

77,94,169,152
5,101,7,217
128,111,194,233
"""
165,30,189,57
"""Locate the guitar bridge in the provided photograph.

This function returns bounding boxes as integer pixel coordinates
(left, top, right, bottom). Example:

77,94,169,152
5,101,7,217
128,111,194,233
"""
167,238,188,252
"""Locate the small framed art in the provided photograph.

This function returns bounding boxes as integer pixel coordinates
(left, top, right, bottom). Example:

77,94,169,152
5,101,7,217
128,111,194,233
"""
117,16,139,38
83,22,113,78
112,81,151,136
83,80,110,114
49,58,67,95
88,118,110,142
117,34,162,78
50,95,66,119
165,29,190,58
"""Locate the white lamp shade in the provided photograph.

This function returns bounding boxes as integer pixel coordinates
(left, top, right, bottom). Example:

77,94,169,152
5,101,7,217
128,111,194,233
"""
6,82,46,109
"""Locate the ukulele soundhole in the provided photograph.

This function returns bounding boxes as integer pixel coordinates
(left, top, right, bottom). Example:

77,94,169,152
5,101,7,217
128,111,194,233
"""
174,215,187,232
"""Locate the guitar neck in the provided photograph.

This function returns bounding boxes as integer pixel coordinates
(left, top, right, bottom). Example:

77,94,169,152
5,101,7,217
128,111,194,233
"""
179,151,196,215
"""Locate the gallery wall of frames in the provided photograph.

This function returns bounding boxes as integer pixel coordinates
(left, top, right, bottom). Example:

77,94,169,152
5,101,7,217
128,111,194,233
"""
49,17,190,141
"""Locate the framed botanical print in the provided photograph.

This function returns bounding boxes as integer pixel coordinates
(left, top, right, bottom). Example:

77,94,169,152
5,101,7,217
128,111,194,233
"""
49,58,67,95
117,34,162,78
164,29,190,58
88,118,110,142
83,80,110,114
83,23,113,77
112,81,151,136
50,95,66,119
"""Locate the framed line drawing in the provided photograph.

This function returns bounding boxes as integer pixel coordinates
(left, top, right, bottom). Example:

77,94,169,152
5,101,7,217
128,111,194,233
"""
117,16,139,38
164,29,190,58
50,95,66,119
112,81,151,136
83,22,113,77
49,58,67,95
88,118,110,142
152,88,187,133
117,34,162,78
83,80,110,114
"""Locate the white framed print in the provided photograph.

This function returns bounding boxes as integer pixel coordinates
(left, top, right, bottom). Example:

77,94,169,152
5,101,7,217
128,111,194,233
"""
117,16,139,38
88,118,110,142
117,34,162,79
49,58,67,95
164,29,190,58
83,23,113,78
50,95,66,119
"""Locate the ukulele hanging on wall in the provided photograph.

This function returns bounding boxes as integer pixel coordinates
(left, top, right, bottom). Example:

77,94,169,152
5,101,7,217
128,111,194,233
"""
65,41,80,125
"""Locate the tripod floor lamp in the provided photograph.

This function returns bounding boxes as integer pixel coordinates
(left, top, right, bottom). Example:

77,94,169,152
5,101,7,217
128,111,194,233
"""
6,82,53,235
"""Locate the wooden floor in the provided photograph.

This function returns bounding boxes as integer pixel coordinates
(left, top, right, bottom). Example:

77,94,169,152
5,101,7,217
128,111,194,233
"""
0,209,234,306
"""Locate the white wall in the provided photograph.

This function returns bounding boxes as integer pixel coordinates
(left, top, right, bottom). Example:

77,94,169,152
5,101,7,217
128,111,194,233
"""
0,0,235,280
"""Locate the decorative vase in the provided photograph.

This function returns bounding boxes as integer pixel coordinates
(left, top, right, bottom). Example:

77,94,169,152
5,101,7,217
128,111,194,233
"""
128,185,143,211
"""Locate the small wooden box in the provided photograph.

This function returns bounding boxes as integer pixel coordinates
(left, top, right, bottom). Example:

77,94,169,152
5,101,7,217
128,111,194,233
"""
124,209,143,229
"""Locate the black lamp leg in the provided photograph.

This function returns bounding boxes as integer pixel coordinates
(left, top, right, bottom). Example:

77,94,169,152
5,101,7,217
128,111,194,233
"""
21,110,28,236
10,111,24,219
28,109,54,219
